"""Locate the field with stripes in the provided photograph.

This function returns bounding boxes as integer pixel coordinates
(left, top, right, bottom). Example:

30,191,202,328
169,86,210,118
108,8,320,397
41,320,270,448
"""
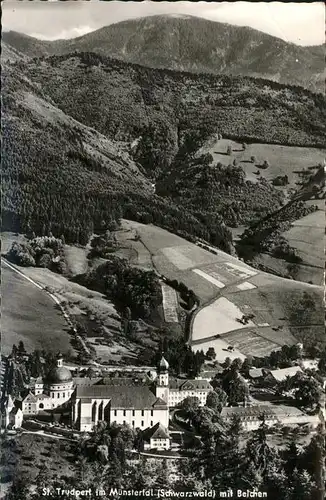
119,221,324,360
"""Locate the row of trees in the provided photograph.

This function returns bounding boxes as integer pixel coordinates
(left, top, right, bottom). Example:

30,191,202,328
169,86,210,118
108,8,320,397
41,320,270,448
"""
6,236,67,274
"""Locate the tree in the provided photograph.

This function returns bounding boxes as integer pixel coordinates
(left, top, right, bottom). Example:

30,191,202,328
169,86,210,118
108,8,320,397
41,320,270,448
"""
228,377,247,406
231,358,243,372
241,357,253,376
245,418,280,481
11,344,18,359
6,476,30,500
224,357,231,369
206,390,227,412
35,464,50,489
206,347,216,361
180,396,200,418
262,159,270,169
294,376,322,410
263,464,290,500
290,469,315,500
17,341,26,356
283,441,300,478
317,350,326,374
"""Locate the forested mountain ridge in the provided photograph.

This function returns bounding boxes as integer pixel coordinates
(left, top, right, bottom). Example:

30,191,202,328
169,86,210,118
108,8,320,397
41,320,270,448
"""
2,60,234,252
3,49,326,252
12,51,326,178
3,15,325,92
1,41,27,63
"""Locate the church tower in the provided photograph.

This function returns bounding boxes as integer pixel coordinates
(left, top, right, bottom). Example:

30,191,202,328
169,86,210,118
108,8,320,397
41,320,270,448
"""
155,355,170,405
57,353,63,368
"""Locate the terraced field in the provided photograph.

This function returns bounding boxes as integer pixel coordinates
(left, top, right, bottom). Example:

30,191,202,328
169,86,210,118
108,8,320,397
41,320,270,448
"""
119,220,324,361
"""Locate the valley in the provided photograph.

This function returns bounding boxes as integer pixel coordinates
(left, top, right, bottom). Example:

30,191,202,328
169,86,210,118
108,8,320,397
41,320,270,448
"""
1,7,325,499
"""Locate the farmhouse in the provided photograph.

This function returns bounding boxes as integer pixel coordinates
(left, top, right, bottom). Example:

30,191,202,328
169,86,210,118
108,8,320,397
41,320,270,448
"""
299,359,319,370
264,366,303,385
248,368,265,381
197,366,224,381
142,422,170,451
221,404,320,431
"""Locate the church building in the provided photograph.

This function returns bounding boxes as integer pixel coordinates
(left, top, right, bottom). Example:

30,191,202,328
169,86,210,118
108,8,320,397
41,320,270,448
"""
20,354,211,438
22,353,74,415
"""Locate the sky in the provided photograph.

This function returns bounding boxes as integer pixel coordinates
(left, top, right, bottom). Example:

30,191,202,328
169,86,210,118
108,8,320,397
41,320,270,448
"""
2,1,325,47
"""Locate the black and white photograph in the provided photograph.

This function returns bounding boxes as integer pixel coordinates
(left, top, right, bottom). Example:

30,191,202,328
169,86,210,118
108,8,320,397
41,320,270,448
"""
1,1,325,499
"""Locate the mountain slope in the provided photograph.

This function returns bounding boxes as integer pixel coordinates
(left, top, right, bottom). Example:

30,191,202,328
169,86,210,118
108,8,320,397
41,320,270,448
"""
5,51,324,251
237,167,325,285
1,41,27,63
3,15,325,92
15,52,326,157
2,60,233,250
1,60,150,242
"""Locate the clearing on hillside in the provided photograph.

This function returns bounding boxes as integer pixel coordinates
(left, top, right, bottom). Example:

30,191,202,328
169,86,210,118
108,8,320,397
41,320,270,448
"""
204,138,326,189
64,244,89,276
1,262,71,355
250,203,324,285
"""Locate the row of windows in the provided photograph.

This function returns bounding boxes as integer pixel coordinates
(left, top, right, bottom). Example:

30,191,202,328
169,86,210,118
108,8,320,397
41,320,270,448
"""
113,420,153,428
51,392,66,398
113,409,153,417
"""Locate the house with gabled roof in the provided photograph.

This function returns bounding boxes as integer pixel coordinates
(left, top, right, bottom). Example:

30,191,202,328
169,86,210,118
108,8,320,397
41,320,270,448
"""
0,395,23,429
142,422,170,451
264,366,303,385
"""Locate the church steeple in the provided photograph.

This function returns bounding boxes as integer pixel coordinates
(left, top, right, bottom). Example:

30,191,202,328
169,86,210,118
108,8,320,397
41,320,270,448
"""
158,354,169,375
56,352,63,368
156,354,170,404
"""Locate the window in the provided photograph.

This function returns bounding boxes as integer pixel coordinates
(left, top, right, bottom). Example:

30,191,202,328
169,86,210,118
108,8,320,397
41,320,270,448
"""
57,393,60,398
39,403,44,409
132,410,135,416
150,410,153,416
132,421,135,427
123,410,126,417
141,421,144,427
63,393,65,398
114,410,117,416
123,421,126,425
141,410,144,416
52,393,54,398
150,421,153,427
